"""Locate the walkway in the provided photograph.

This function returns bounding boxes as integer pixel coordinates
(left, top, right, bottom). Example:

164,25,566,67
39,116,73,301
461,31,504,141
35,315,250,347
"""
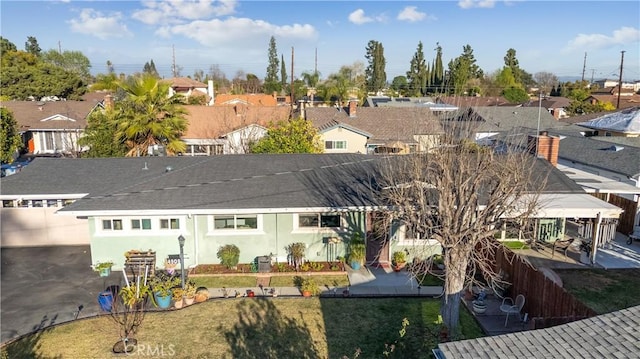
206,264,444,299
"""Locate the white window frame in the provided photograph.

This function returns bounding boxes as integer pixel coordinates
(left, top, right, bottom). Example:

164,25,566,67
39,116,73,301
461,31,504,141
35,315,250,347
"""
394,221,437,246
325,140,347,150
159,218,181,230
208,214,263,235
293,213,343,233
102,219,124,231
95,216,186,236
131,218,152,231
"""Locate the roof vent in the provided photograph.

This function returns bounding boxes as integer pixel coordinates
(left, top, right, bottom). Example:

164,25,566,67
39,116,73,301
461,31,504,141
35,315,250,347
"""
142,162,148,170
165,166,173,172
607,145,624,152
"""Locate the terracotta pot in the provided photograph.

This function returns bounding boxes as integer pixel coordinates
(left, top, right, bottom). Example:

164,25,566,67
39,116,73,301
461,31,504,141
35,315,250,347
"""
184,297,195,305
302,290,312,297
174,298,184,309
194,293,208,303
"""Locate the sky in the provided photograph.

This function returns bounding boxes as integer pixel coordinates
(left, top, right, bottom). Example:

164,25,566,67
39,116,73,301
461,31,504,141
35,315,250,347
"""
1,0,639,82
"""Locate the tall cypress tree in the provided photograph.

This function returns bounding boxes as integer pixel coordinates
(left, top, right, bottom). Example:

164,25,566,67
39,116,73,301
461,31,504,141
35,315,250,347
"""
280,54,287,92
432,43,444,87
365,40,387,93
264,36,280,94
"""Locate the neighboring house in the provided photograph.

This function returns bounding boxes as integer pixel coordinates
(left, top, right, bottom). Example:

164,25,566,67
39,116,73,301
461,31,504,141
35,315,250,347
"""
0,99,104,157
436,96,512,108
0,154,622,269
303,100,443,154
574,106,640,137
435,305,640,359
165,77,213,105
316,120,371,154
214,93,289,107
455,106,570,145
181,105,290,155
521,96,572,119
586,94,640,110
363,96,458,112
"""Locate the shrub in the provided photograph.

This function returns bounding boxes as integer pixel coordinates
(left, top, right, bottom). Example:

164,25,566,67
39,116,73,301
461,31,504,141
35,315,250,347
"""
217,244,240,269
286,242,306,270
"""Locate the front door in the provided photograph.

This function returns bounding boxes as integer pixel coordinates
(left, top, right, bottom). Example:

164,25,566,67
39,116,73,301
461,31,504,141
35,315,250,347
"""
366,212,390,264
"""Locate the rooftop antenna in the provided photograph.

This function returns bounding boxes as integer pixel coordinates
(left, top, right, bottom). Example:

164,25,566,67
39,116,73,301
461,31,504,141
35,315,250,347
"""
142,162,148,170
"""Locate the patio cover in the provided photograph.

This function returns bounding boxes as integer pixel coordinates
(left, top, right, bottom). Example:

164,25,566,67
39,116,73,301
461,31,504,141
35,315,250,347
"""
533,193,623,219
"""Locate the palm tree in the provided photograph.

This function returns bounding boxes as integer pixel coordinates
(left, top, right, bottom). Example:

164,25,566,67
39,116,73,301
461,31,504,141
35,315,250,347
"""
116,74,187,156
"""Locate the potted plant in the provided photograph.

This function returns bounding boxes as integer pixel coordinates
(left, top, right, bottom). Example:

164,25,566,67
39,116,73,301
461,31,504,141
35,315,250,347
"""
348,232,366,270
392,251,407,271
150,272,180,309
92,261,114,277
172,288,184,309
472,290,488,314
217,244,240,270
183,280,197,305
299,277,320,297
194,287,209,303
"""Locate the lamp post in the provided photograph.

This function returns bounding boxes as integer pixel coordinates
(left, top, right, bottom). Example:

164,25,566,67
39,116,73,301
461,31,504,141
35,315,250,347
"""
178,235,186,289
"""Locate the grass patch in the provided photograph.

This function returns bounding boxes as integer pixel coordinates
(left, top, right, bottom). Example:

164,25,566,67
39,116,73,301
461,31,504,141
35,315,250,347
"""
556,268,640,314
417,273,445,286
190,276,257,288
501,241,529,250
1,298,483,359
269,274,350,287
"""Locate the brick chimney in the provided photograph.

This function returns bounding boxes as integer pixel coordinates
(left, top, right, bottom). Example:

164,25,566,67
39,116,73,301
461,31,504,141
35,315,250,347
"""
348,98,358,118
103,94,115,110
528,131,559,166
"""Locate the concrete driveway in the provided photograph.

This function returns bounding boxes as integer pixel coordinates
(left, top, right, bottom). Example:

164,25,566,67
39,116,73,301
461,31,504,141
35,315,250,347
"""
1,246,115,343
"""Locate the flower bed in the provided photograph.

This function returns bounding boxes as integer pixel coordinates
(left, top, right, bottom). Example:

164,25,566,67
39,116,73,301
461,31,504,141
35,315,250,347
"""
189,261,345,275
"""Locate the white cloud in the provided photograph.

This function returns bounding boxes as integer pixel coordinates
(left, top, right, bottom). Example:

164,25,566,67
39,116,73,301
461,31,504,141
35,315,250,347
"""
348,8,387,25
348,9,373,25
132,0,237,25
458,0,497,9
565,27,640,51
163,17,317,47
397,6,426,22
68,9,132,40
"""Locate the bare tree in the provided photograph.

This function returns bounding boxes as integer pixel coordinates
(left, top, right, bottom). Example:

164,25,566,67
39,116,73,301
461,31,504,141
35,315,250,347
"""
534,71,559,96
379,118,544,336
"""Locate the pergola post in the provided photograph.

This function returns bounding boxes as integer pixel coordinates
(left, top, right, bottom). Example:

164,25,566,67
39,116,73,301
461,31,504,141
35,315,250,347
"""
590,212,602,265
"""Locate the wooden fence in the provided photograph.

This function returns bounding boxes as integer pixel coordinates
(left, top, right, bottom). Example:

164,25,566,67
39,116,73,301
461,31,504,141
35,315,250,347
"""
592,193,637,235
493,246,597,325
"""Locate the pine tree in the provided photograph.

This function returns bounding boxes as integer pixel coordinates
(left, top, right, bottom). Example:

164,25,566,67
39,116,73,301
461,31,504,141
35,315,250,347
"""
25,36,41,57
406,41,428,96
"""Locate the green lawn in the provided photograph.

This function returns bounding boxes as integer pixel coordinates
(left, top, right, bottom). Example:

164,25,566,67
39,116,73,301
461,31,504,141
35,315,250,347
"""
555,268,640,314
1,298,483,359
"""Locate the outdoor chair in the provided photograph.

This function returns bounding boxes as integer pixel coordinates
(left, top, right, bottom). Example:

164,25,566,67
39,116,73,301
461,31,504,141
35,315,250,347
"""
499,294,525,327
552,237,575,257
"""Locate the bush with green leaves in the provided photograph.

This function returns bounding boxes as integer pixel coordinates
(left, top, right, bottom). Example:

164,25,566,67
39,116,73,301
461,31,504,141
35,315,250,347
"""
217,244,240,269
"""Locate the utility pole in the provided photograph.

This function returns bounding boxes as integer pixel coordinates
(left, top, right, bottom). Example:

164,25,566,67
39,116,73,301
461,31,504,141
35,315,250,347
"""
172,45,177,78
58,41,62,54
616,50,625,109
590,69,596,84
314,47,318,75
290,47,294,110
581,52,587,83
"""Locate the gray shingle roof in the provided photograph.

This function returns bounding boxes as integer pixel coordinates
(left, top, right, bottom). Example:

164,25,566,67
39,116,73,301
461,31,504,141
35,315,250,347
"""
437,305,640,359
1,153,584,214
1,154,383,212
305,107,443,144
467,106,568,133
548,129,640,179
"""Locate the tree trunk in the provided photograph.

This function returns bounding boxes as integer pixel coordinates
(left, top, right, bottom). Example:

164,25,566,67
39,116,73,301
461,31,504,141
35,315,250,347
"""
441,245,469,337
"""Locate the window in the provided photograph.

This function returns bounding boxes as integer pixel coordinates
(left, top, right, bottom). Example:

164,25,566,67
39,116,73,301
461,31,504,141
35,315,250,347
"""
298,213,341,228
32,200,43,207
213,215,258,230
160,218,180,230
325,141,347,150
46,199,59,207
103,219,123,231
2,200,15,208
131,219,152,230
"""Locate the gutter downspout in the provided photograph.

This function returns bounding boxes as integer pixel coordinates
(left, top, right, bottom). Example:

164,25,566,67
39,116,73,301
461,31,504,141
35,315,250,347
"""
193,214,199,266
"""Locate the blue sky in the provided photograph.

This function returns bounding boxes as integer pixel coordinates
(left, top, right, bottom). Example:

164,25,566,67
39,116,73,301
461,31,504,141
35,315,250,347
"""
1,0,639,82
